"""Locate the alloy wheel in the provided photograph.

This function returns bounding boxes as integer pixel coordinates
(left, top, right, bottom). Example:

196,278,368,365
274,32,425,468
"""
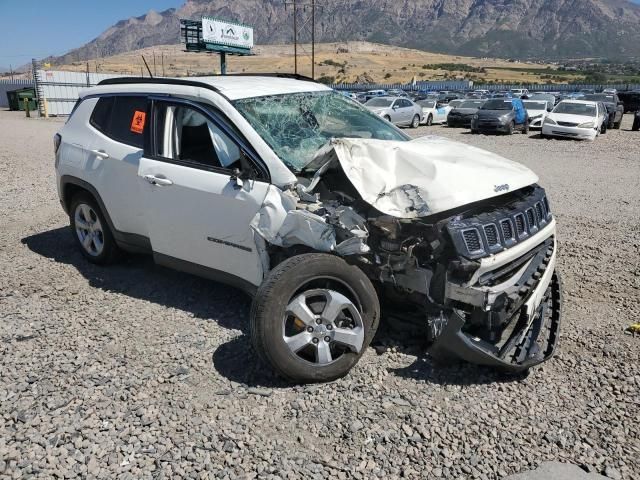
74,203,104,256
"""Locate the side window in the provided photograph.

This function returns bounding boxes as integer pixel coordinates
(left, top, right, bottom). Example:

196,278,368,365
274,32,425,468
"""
109,96,148,148
89,95,147,149
90,97,114,133
154,103,241,170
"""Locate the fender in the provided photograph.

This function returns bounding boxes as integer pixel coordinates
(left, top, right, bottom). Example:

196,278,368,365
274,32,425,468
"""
60,175,151,253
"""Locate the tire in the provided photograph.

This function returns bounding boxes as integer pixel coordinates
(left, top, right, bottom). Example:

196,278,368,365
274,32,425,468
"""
426,114,433,126
69,192,121,265
601,121,607,134
250,253,380,383
632,117,640,131
384,115,391,122
507,121,515,135
523,121,530,134
411,114,420,128
471,128,478,134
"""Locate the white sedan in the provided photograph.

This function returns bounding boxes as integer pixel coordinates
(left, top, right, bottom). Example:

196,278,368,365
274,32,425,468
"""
523,100,552,129
541,100,608,141
416,99,450,125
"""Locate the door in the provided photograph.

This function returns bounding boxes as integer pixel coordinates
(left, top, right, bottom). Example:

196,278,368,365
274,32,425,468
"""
138,99,272,287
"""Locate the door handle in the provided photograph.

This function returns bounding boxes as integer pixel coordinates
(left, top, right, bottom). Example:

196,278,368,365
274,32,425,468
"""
144,174,173,186
90,149,109,159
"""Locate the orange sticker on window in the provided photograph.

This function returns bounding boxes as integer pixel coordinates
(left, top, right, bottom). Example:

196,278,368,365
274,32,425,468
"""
130,110,146,134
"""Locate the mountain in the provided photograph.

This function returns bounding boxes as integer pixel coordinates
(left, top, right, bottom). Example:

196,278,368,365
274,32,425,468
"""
48,0,640,65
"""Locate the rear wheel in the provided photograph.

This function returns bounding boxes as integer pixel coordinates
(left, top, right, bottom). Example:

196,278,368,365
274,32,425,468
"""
507,121,515,135
250,254,380,383
411,114,420,128
69,193,121,264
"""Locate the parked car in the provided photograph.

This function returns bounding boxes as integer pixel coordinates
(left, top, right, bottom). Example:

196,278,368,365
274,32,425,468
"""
529,93,557,106
363,89,387,101
446,99,464,110
602,88,617,95
579,88,595,95
471,98,529,134
492,91,513,99
387,89,409,98
447,99,485,127
633,110,640,131
583,94,623,129
415,99,450,125
510,88,530,98
523,99,553,129
541,100,608,140
54,74,561,382
364,96,423,128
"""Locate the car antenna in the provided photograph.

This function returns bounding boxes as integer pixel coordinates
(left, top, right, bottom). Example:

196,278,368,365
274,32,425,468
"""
141,55,154,78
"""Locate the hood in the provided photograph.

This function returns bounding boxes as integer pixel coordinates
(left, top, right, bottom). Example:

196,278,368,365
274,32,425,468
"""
314,136,538,219
526,109,547,116
548,112,594,123
367,107,388,114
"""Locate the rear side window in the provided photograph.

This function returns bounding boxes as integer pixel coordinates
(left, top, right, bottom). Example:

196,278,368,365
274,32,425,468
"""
89,95,147,149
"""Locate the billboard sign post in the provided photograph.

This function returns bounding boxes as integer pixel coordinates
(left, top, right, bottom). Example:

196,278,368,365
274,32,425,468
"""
180,17,255,75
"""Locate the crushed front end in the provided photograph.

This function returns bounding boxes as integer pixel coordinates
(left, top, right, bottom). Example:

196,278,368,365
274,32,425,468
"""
368,185,562,371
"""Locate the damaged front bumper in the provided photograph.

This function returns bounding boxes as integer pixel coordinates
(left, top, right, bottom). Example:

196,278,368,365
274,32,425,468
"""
430,221,562,371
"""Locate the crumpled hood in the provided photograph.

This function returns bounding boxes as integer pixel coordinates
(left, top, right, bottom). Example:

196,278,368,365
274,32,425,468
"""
327,136,539,218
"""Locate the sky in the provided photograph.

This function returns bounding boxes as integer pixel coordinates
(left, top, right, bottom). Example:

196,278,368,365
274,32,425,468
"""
0,0,179,70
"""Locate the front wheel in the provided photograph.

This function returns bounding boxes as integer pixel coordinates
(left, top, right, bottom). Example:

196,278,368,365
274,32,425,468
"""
250,254,380,383
632,116,640,131
411,114,420,128
523,121,530,134
384,115,391,123
601,121,607,134
426,114,433,126
69,193,121,265
507,121,515,135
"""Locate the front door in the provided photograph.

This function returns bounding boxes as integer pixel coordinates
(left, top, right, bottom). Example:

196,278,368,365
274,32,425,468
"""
138,99,271,287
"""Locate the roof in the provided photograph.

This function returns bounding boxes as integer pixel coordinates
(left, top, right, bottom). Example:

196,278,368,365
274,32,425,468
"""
95,75,332,101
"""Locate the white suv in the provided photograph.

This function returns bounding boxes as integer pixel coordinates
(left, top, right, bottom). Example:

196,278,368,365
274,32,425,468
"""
54,75,562,383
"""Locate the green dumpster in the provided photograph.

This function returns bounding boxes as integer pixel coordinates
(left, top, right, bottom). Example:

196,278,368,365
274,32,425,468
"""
16,88,37,111
6,90,20,111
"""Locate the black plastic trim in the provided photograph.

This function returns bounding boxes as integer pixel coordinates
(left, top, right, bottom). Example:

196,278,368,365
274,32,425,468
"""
153,252,257,296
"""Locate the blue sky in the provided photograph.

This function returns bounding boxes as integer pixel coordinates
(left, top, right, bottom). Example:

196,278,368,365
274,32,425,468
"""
0,0,179,70
1,0,640,70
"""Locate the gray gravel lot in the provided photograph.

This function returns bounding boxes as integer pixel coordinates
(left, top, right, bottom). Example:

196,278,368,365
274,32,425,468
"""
1,109,639,479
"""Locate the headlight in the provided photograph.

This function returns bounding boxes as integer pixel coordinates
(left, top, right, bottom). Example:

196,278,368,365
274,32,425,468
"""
473,114,479,120
530,114,542,120
577,121,595,128
543,117,557,125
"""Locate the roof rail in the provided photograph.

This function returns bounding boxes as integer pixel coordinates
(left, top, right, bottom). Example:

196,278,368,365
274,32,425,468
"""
97,76,223,93
208,72,319,83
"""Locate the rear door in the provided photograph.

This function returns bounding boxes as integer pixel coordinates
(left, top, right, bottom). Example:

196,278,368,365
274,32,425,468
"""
138,98,272,287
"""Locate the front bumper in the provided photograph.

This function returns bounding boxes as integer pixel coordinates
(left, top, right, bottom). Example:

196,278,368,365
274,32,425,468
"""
471,118,510,133
430,221,562,371
542,124,597,140
447,116,473,127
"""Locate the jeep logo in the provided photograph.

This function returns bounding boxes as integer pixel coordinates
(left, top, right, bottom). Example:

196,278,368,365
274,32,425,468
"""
494,184,510,193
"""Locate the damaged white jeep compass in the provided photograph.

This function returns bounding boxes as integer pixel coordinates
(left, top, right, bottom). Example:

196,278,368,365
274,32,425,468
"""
54,75,561,383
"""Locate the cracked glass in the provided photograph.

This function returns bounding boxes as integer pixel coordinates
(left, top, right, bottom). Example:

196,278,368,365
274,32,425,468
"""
233,91,408,172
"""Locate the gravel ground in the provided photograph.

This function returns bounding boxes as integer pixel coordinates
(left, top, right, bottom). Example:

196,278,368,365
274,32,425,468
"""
1,109,639,479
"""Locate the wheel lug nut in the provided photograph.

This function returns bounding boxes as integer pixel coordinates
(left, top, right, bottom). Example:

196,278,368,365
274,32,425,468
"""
324,336,331,342
316,319,322,325
312,338,319,344
307,326,314,333
326,324,333,330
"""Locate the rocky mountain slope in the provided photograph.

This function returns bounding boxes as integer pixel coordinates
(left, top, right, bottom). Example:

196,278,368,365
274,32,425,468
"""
49,0,640,64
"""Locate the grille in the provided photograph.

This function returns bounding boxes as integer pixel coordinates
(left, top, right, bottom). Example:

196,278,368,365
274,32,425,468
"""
515,214,526,237
557,121,578,127
526,208,536,229
484,224,499,246
501,219,514,240
543,196,550,216
535,202,544,222
463,229,482,252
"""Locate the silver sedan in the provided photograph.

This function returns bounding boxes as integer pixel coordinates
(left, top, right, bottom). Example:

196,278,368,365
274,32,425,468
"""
364,96,423,128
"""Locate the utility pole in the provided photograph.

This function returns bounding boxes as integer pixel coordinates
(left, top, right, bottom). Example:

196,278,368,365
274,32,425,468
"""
284,0,321,79
161,51,165,77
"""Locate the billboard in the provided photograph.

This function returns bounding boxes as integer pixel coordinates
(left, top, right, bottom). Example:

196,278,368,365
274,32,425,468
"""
202,17,254,50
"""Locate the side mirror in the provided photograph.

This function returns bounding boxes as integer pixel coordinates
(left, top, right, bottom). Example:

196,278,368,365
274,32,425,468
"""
392,104,399,110
547,107,553,112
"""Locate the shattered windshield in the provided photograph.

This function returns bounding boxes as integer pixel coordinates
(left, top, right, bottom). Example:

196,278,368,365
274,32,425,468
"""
233,91,408,172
